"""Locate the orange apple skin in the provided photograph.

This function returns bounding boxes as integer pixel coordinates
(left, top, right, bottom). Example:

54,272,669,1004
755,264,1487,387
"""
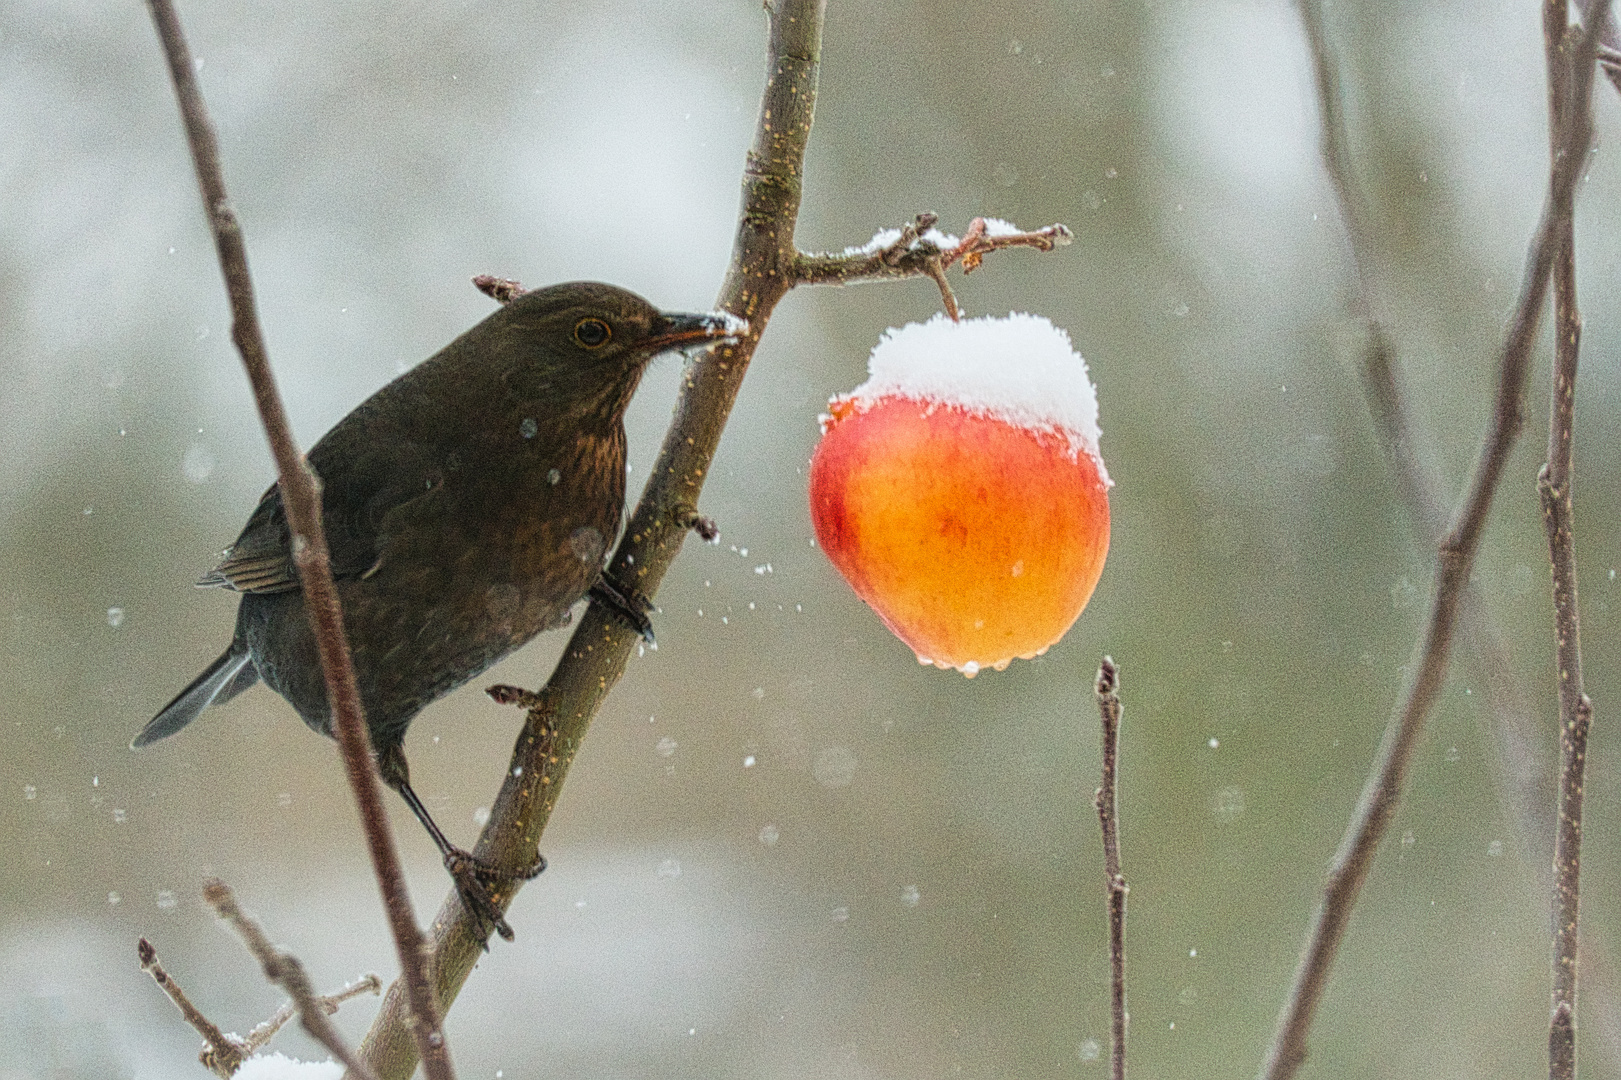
810,396,1110,673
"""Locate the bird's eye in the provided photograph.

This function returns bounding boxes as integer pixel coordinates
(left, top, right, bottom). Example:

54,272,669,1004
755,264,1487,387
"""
573,318,612,348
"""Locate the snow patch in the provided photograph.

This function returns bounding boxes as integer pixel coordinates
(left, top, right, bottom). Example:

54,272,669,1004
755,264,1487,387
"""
234,1053,343,1080
833,313,1109,484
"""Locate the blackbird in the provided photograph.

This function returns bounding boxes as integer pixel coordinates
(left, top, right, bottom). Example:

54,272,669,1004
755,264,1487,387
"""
134,281,739,941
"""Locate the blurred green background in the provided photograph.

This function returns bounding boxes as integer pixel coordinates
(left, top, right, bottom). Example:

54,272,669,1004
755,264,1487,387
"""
4,0,1621,1076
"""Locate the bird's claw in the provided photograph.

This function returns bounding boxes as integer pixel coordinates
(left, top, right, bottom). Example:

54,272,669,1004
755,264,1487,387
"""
589,574,656,644
445,847,547,946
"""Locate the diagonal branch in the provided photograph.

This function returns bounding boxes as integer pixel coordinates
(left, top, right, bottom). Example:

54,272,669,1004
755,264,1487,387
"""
1304,0,1564,886
142,4,454,1078
354,1,829,1074
139,937,243,1078
1302,7,1621,1066
1260,3,1610,1077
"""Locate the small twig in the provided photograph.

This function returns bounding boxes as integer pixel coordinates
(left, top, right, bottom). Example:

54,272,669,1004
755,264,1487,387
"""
143,4,454,1077
1093,658,1128,1080
671,503,721,543
1260,3,1609,1078
1542,8,1596,1079
237,974,383,1059
947,216,1073,273
486,684,549,710
921,256,961,321
791,213,1071,294
138,937,243,1078
472,274,527,305
204,880,382,1080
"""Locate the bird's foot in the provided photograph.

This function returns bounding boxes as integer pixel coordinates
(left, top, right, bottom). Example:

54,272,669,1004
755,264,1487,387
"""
444,847,547,946
590,573,656,644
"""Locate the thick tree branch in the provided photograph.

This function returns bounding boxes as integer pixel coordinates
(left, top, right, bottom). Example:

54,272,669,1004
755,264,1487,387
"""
354,2,829,1074
1260,3,1609,1077
143,4,453,1078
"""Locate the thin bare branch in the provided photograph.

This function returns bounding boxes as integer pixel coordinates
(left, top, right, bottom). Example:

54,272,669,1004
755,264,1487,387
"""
1260,3,1610,1077
142,4,453,1078
139,937,243,1078
1305,4,1619,1063
1542,8,1596,1079
1307,0,1562,875
204,880,381,1080
1093,658,1128,1080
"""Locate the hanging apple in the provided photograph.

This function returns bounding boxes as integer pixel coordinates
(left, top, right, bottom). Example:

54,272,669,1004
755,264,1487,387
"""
809,312,1110,676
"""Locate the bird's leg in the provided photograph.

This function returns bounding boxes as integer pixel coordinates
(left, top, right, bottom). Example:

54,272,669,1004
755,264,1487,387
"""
375,743,545,945
589,571,656,643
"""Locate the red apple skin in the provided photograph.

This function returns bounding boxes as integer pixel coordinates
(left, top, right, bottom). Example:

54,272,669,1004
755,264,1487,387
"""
810,395,1110,673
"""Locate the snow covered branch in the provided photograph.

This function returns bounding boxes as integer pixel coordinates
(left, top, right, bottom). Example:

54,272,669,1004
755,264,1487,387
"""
793,213,1071,318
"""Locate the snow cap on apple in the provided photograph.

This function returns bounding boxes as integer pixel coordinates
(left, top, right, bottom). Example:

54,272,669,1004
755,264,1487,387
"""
810,312,1111,676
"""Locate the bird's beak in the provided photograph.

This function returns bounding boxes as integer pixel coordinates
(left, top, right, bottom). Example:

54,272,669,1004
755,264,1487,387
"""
645,310,749,352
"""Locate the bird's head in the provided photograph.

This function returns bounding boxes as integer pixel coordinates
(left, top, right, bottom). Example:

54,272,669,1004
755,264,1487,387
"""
488,282,745,420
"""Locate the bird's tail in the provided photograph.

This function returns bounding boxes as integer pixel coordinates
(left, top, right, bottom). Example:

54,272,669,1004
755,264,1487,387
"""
131,644,258,748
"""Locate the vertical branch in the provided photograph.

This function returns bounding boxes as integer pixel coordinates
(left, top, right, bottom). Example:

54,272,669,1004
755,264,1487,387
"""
354,2,828,1075
1093,658,1128,1080
1260,4,1609,1078
1541,8,1595,1080
142,4,454,1078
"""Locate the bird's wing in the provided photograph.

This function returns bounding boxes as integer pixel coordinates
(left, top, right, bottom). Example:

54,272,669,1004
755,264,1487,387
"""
200,443,441,595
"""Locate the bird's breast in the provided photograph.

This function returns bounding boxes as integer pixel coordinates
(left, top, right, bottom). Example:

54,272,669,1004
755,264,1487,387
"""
372,425,623,634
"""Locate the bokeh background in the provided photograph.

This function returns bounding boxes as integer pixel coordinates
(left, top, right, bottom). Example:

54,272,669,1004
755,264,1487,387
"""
5,0,1621,1076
